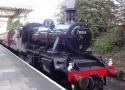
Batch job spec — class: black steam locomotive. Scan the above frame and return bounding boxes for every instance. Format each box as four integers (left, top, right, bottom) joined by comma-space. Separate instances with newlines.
6, 19, 114, 90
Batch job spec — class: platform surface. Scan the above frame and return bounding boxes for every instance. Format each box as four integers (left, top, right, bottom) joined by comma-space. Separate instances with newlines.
0, 44, 65, 90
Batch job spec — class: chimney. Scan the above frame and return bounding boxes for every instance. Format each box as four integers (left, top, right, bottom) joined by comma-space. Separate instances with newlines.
65, 0, 76, 22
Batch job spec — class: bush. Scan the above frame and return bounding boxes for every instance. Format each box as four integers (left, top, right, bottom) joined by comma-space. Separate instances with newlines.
92, 26, 120, 54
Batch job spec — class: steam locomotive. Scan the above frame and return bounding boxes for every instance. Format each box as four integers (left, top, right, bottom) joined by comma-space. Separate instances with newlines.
0, 19, 119, 90
0, 0, 125, 88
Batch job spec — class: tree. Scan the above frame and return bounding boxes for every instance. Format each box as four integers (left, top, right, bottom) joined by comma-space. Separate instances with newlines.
56, 0, 116, 36
7, 19, 22, 31
113, 0, 125, 24
55, 2, 66, 24
75, 0, 116, 37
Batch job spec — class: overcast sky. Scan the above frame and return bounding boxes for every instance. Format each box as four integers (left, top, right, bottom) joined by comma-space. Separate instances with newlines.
27, 0, 64, 23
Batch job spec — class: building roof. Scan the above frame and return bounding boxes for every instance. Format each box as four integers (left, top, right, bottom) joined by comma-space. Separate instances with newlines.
0, 0, 34, 19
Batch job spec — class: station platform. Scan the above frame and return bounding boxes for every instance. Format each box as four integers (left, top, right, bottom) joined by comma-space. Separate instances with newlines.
0, 44, 66, 90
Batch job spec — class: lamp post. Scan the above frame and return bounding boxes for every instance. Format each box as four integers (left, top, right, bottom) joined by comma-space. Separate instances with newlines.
65, 0, 76, 22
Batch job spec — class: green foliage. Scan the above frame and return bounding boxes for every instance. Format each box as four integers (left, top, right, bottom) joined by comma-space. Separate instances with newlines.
55, 2, 66, 24
92, 26, 125, 54
114, 0, 125, 24
75, 0, 116, 38
7, 19, 22, 31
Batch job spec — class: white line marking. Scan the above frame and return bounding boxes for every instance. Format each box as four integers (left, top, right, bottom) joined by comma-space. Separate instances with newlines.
1, 45, 66, 90
0, 69, 16, 73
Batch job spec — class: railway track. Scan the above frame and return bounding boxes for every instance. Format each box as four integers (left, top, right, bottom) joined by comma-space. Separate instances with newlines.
104, 78, 125, 90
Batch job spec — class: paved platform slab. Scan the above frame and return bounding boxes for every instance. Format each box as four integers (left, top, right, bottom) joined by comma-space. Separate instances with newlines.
0, 45, 66, 90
